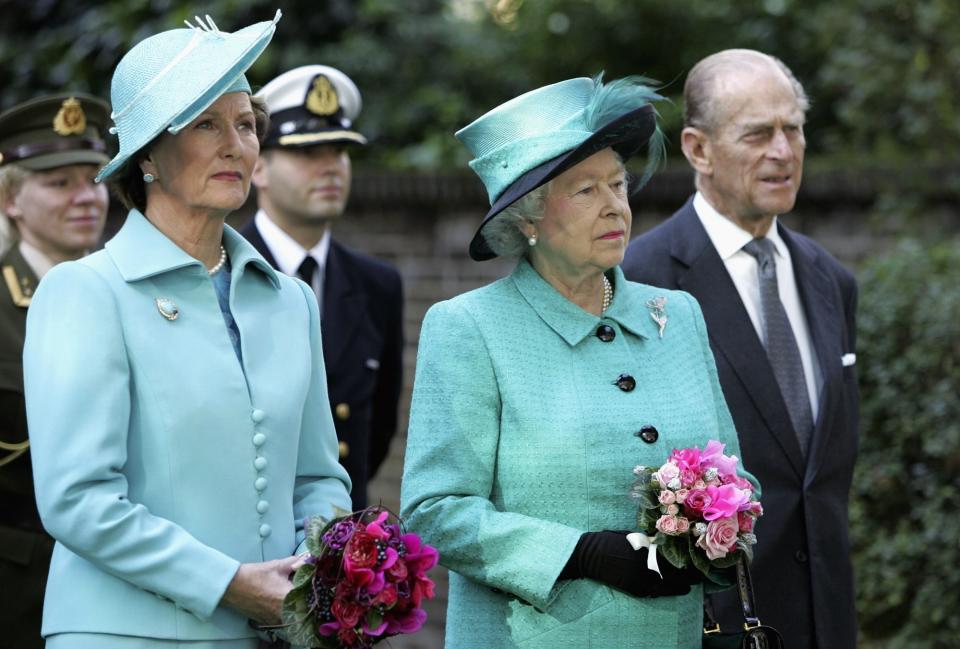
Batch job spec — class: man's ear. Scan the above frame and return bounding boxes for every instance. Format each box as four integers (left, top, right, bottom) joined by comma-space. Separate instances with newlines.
681, 126, 713, 178
251, 156, 268, 190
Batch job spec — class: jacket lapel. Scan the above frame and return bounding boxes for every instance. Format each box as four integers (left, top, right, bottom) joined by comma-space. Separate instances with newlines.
670, 202, 806, 478
779, 225, 841, 479
321, 241, 365, 370
240, 220, 280, 270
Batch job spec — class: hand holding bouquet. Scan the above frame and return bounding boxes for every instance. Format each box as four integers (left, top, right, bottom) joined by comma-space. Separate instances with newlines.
630, 440, 761, 585
274, 507, 438, 648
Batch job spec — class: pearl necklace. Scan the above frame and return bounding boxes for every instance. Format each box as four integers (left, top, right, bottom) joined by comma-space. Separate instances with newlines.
207, 245, 227, 275
602, 275, 613, 313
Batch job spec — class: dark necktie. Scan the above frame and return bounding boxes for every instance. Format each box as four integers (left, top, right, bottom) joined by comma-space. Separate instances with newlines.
742, 238, 814, 455
297, 255, 318, 286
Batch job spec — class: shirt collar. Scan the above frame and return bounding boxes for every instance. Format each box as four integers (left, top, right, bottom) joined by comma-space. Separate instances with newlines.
18, 240, 56, 279
693, 191, 786, 259
104, 209, 281, 289
254, 209, 331, 277
510, 258, 653, 346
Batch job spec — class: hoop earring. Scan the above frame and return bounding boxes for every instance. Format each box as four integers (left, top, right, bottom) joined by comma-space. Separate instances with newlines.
143, 173, 156, 184
528, 235, 537, 247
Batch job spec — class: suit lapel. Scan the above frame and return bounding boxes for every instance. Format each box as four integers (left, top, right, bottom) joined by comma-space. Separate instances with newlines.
321, 242, 365, 370
240, 221, 280, 269
779, 226, 842, 479
670, 203, 806, 478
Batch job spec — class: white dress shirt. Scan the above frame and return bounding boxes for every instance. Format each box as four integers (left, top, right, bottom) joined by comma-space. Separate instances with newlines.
19, 240, 56, 279
254, 209, 331, 312
693, 191, 821, 422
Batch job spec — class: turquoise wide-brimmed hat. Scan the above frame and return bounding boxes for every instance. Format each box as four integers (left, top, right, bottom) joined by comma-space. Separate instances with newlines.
456, 75, 664, 261
95, 10, 282, 182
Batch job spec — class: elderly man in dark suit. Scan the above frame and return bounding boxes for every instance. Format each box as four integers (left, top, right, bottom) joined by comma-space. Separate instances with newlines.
242, 65, 403, 511
0, 92, 110, 649
623, 49, 859, 649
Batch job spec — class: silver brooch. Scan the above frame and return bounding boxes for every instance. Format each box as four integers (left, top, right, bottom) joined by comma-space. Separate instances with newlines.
156, 297, 180, 321
646, 296, 668, 338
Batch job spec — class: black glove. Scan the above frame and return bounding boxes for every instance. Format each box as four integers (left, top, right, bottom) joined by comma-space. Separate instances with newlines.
558, 531, 697, 598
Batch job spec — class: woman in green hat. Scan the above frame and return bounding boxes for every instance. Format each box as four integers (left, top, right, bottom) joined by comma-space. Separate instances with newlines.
23, 11, 353, 648
400, 76, 758, 648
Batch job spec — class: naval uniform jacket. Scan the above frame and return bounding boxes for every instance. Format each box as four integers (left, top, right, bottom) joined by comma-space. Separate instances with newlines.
240, 220, 404, 510
0, 244, 51, 648
622, 197, 859, 649
24, 210, 352, 640
400, 259, 755, 649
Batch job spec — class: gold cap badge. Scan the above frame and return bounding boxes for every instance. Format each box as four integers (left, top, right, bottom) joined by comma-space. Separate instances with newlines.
52, 97, 87, 136
305, 76, 339, 116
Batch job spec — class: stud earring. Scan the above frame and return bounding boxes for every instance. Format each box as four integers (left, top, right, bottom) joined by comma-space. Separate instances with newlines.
143, 172, 156, 184
528, 235, 537, 247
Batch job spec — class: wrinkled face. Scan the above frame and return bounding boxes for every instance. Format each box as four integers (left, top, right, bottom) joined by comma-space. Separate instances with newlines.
4, 163, 108, 260
529, 147, 631, 279
700, 68, 806, 224
143, 92, 259, 215
252, 144, 352, 226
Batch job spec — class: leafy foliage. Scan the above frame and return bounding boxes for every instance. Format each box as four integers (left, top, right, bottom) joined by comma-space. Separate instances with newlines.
851, 239, 960, 647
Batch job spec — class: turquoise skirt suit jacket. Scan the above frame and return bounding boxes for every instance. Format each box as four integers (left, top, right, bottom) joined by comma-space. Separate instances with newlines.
23, 210, 352, 641
401, 260, 752, 649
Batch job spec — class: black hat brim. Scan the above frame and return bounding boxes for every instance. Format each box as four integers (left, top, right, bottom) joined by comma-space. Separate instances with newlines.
468, 104, 657, 261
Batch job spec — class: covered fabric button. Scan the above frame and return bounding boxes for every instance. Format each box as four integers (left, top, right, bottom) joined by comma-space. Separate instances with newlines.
335, 403, 351, 420
257, 500, 269, 514
251, 409, 265, 423
635, 425, 659, 444
254, 456, 267, 471
339, 441, 350, 458
255, 477, 268, 491
252, 432, 266, 447
614, 373, 636, 392
595, 324, 616, 342
259, 524, 272, 538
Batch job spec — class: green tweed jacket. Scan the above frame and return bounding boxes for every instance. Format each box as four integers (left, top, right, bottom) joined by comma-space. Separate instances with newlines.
401, 259, 751, 649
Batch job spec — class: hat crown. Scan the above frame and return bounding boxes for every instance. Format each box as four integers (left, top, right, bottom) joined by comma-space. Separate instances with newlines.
457, 78, 594, 159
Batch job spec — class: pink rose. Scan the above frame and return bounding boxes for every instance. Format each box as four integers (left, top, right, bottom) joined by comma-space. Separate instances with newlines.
675, 488, 690, 504
676, 517, 691, 534
738, 511, 756, 533
683, 488, 712, 518
694, 480, 707, 490
658, 490, 677, 505
656, 515, 680, 535
696, 516, 739, 560
703, 484, 751, 521
680, 468, 700, 487
655, 461, 680, 486
666, 504, 679, 516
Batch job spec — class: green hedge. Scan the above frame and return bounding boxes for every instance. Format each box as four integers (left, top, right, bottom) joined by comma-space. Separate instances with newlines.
852, 239, 960, 647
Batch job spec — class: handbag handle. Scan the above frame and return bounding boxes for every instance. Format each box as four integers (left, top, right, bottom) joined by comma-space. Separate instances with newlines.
703, 555, 763, 634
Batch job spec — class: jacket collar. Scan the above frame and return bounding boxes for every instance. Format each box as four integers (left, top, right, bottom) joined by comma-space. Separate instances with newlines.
511, 258, 653, 346
105, 209, 281, 289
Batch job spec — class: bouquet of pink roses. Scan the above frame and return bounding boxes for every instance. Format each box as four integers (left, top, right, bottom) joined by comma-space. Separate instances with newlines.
630, 440, 761, 584
275, 507, 438, 648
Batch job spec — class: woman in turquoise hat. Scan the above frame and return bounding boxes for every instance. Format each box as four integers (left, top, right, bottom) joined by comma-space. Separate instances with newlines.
400, 76, 758, 648
23, 11, 353, 648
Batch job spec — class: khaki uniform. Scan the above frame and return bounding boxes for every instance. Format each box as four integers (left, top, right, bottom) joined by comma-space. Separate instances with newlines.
0, 244, 52, 648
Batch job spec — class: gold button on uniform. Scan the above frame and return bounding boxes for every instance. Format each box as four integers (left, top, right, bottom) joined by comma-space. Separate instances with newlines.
338, 440, 350, 458
335, 403, 351, 420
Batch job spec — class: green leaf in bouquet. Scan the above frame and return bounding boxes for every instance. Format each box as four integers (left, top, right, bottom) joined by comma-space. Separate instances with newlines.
657, 536, 686, 569
280, 586, 322, 647
367, 608, 384, 631
709, 552, 739, 570
305, 515, 332, 557
637, 508, 659, 533
689, 535, 713, 577
292, 562, 316, 589
633, 489, 660, 511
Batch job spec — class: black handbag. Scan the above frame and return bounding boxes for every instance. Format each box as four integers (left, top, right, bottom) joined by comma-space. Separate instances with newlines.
702, 557, 785, 649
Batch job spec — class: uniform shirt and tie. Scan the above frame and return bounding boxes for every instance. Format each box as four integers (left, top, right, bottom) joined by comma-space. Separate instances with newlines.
253, 209, 331, 312
693, 191, 821, 451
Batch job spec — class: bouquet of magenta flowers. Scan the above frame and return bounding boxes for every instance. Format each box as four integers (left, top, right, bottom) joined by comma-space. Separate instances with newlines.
630, 440, 761, 585
275, 507, 439, 648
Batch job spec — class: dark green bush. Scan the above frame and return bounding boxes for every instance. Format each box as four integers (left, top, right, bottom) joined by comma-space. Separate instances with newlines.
853, 239, 960, 648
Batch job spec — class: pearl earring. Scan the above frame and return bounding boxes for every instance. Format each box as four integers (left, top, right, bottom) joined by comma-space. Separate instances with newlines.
143, 172, 156, 184
528, 235, 537, 247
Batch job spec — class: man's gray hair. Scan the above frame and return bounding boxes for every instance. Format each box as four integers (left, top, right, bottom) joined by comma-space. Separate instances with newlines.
684, 49, 810, 132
